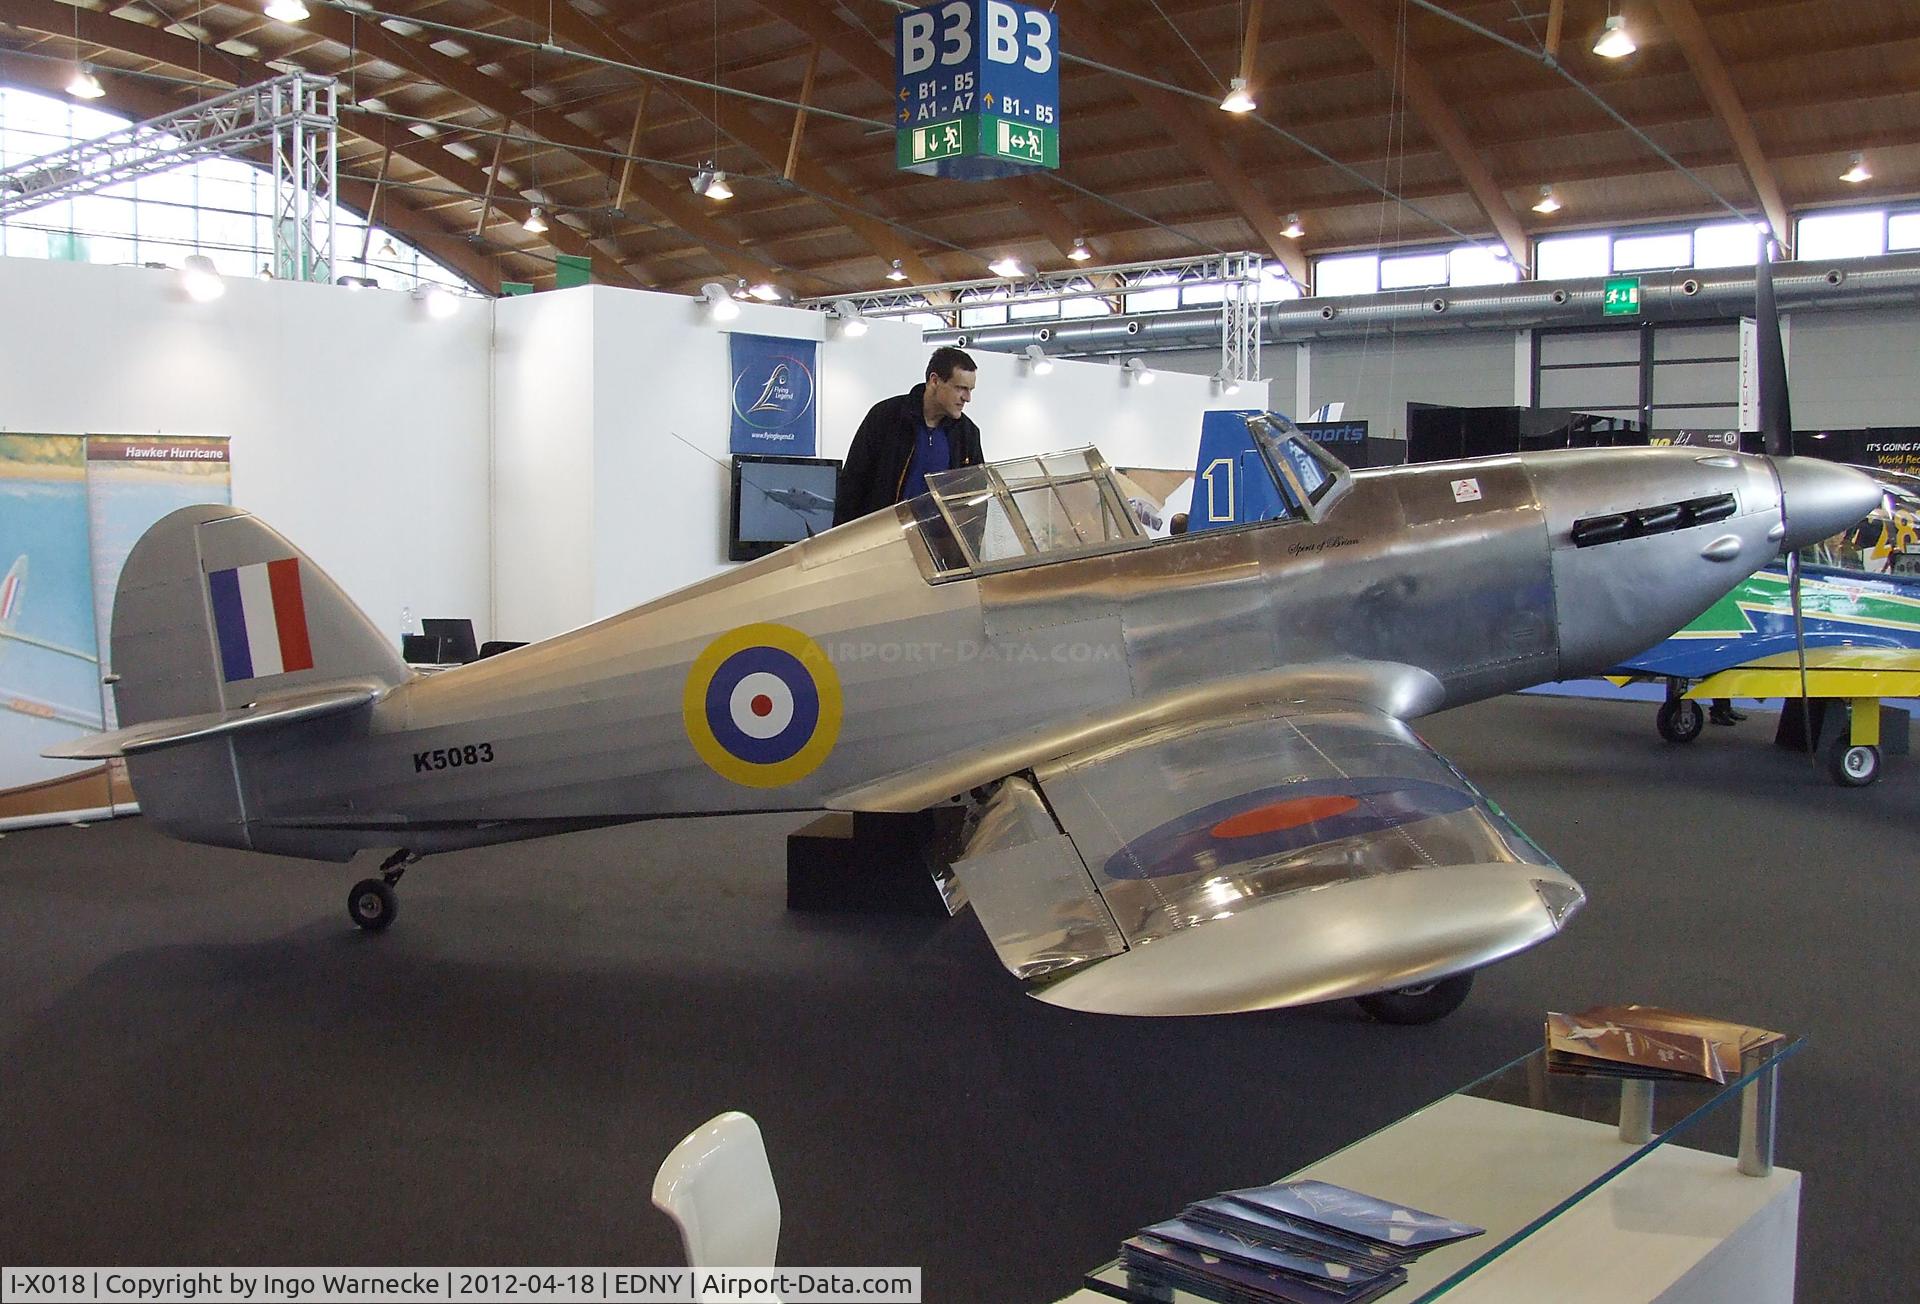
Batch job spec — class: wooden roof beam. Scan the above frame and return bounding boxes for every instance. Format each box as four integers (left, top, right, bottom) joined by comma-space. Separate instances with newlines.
746, 0, 1085, 264
291, 3, 789, 289
1322, 0, 1530, 267
1046, 0, 1306, 279
1651, 0, 1791, 247
0, 3, 643, 290
474, 0, 943, 287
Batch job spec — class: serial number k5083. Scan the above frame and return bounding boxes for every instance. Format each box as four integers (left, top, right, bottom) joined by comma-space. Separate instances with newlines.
414, 743, 495, 772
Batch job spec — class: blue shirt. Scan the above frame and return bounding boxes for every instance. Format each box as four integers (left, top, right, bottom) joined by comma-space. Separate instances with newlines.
899, 416, 952, 501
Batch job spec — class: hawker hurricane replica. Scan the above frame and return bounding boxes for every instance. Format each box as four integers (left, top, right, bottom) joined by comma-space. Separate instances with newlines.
47, 413, 1878, 1022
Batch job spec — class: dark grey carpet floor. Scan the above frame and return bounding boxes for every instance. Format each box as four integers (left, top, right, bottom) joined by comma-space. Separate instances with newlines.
1, 693, 1914, 1301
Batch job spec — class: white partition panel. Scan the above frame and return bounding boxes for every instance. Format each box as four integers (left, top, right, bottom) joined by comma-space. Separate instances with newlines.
491, 285, 1267, 640
0, 255, 493, 649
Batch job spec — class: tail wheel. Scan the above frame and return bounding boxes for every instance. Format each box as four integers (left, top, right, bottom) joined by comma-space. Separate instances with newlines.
1356, 972, 1475, 1025
1657, 699, 1705, 744
348, 878, 398, 931
1826, 738, 1881, 787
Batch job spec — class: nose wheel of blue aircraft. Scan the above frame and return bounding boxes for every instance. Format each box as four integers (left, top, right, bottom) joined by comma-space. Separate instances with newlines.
348, 849, 416, 931
1656, 699, 1704, 744
1356, 971, 1474, 1025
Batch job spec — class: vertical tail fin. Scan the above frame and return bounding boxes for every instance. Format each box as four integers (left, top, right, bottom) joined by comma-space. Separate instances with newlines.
112, 505, 407, 727
78, 505, 407, 854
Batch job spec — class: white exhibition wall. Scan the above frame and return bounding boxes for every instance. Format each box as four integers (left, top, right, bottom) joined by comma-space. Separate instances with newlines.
0, 257, 1264, 656
492, 286, 1268, 638
0, 255, 494, 648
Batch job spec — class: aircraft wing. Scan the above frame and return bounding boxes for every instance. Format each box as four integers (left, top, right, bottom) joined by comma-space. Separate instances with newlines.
953, 704, 1584, 1016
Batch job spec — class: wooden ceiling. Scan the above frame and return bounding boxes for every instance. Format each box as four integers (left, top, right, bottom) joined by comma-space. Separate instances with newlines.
2, 0, 1915, 296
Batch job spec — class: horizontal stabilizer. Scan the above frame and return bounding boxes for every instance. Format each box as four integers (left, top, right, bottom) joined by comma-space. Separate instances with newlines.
42, 678, 383, 759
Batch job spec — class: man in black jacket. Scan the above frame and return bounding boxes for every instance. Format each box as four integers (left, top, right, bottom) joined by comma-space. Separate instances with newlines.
833, 346, 984, 525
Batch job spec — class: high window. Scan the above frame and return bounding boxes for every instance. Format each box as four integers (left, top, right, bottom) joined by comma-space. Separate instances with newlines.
0, 84, 479, 294
1311, 242, 1521, 297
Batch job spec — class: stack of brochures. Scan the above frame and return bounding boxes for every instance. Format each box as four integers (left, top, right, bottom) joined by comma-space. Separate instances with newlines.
1119, 1178, 1484, 1304
1546, 1004, 1784, 1084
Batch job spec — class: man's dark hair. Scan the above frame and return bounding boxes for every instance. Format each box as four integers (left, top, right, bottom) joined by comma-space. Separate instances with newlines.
927, 346, 977, 381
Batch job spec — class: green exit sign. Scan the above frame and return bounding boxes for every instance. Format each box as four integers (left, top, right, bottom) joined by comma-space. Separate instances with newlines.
990, 117, 1057, 167
903, 119, 966, 166
1603, 276, 1641, 316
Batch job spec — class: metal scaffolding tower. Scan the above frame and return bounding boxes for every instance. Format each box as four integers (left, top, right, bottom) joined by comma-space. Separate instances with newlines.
0, 73, 338, 282
1220, 252, 1263, 385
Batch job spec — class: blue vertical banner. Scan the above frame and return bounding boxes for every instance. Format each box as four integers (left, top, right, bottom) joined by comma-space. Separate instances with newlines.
729, 334, 819, 456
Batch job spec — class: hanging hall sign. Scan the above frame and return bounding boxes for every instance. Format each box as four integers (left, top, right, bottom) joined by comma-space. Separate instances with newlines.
895, 0, 1060, 179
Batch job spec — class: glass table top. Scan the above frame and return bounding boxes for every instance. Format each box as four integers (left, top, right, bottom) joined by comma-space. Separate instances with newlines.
1083, 1035, 1805, 1303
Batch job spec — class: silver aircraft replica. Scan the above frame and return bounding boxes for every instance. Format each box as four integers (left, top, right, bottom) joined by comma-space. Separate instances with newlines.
51, 417, 1876, 1022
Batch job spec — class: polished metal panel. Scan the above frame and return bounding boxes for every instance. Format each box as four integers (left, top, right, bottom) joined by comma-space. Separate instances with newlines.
952, 777, 1126, 981
827, 661, 1445, 814
1699, 534, 1744, 562
996, 705, 1581, 1015
1034, 862, 1584, 1016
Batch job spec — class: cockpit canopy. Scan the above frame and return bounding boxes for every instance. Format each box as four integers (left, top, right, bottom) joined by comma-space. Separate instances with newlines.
906, 448, 1151, 580
899, 417, 1352, 582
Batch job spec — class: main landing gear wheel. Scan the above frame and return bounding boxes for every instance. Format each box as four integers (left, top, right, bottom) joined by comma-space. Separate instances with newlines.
348, 878, 397, 931
347, 848, 417, 931
1356, 972, 1475, 1025
1826, 737, 1881, 787
1656, 699, 1705, 744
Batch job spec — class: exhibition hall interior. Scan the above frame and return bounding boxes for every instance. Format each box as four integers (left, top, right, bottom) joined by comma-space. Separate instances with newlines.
2, 1, 1918, 1301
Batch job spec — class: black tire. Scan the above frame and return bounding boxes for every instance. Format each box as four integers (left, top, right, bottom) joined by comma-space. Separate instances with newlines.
1826, 737, 1881, 787
1656, 699, 1705, 744
348, 877, 398, 931
1356, 972, 1475, 1025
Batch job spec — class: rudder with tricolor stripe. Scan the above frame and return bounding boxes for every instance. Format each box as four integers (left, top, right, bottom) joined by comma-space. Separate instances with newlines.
106, 505, 408, 849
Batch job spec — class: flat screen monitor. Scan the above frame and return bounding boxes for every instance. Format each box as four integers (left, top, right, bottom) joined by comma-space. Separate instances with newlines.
730, 454, 842, 561
419, 617, 478, 664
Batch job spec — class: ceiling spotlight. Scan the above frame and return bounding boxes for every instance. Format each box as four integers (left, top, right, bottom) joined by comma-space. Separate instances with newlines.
747, 281, 786, 303
1592, 13, 1636, 59
830, 299, 868, 337
1840, 152, 1872, 184
700, 281, 741, 322
1281, 213, 1305, 240
1122, 356, 1154, 386
1211, 368, 1241, 396
690, 164, 732, 201
1022, 344, 1053, 375
374, 237, 399, 260
1532, 184, 1563, 215
264, 0, 309, 20
1067, 238, 1092, 262
523, 206, 548, 234
181, 254, 224, 302
885, 258, 909, 282
65, 64, 105, 100
988, 254, 1026, 278
1219, 76, 1256, 114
